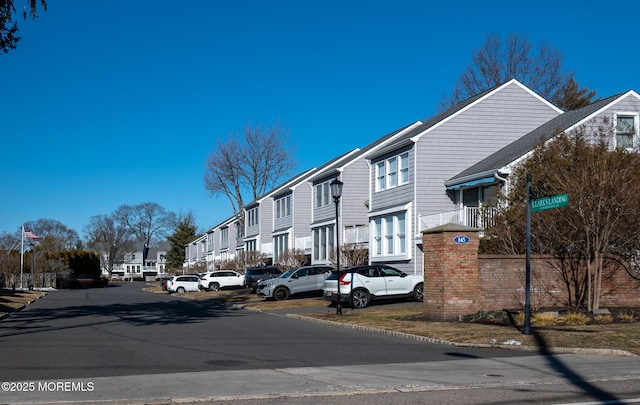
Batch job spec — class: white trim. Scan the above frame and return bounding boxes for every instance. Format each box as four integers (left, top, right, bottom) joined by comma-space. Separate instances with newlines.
614, 111, 639, 150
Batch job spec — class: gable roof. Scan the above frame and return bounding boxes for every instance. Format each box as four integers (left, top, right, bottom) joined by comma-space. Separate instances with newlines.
308, 121, 423, 182
445, 91, 633, 186
368, 79, 561, 160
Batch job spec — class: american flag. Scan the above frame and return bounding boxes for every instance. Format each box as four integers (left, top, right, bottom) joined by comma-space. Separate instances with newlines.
24, 228, 43, 242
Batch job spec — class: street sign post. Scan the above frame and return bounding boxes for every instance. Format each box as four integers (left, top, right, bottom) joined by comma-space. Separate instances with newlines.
525, 187, 569, 335
531, 193, 569, 213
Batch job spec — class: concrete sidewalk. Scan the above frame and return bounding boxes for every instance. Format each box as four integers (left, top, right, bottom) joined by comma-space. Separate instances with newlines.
3, 353, 639, 404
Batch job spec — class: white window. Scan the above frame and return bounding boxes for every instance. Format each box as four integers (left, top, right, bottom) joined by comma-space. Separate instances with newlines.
371, 212, 407, 258
616, 114, 637, 150
375, 152, 409, 191
247, 207, 259, 227
376, 162, 386, 191
312, 224, 335, 262
399, 152, 409, 184
245, 239, 257, 252
314, 181, 331, 208
273, 233, 289, 262
388, 156, 397, 188
221, 228, 229, 243
276, 195, 291, 219
373, 218, 382, 255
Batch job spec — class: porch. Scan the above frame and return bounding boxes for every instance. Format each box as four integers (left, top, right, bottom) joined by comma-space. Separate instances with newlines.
419, 206, 497, 232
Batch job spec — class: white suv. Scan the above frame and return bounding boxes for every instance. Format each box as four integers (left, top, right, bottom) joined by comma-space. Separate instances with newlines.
166, 275, 200, 293
198, 270, 245, 291
324, 264, 423, 308
256, 265, 333, 300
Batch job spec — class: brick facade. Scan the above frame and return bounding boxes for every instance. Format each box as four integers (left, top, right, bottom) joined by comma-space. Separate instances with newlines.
422, 226, 640, 321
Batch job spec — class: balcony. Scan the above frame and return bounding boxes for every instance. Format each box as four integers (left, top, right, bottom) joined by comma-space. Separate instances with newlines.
419, 206, 497, 232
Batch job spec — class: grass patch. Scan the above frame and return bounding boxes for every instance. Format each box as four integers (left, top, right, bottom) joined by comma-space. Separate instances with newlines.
0, 289, 47, 314
303, 307, 640, 356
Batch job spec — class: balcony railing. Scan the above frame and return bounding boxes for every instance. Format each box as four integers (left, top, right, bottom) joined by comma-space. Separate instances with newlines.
419, 206, 498, 232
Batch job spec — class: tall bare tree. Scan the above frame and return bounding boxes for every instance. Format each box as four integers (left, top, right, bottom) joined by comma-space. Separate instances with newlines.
0, 0, 46, 54
204, 122, 296, 226
113, 202, 175, 246
485, 120, 640, 310
441, 33, 596, 110
84, 214, 134, 277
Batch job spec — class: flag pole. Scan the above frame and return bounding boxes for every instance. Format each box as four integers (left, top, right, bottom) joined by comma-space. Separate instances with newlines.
20, 225, 24, 289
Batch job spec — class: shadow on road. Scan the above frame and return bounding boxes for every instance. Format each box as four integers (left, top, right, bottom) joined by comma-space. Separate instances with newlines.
0, 295, 244, 338
531, 328, 620, 402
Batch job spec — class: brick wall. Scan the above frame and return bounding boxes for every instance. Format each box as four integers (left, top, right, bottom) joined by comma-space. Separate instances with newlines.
422, 226, 640, 321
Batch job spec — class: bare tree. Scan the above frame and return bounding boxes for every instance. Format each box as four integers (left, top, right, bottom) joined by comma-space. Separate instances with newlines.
329, 243, 369, 268
276, 249, 308, 269
84, 214, 134, 277
204, 122, 296, 227
441, 33, 595, 110
232, 250, 268, 272
113, 202, 175, 246
0, 0, 46, 54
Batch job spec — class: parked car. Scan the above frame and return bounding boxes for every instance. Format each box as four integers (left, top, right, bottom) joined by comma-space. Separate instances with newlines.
166, 275, 200, 293
244, 266, 282, 292
199, 270, 245, 291
160, 277, 171, 290
324, 264, 424, 308
256, 265, 333, 300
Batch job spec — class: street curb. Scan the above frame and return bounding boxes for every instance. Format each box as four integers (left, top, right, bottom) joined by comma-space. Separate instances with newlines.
0, 291, 48, 321
245, 307, 638, 358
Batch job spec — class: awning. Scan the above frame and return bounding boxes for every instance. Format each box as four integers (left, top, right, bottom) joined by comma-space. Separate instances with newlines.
446, 176, 495, 190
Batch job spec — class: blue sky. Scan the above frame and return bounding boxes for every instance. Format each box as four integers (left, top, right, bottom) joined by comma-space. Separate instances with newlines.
2, 0, 638, 238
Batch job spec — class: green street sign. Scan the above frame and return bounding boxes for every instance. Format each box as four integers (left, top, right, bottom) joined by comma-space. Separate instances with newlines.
531, 193, 569, 212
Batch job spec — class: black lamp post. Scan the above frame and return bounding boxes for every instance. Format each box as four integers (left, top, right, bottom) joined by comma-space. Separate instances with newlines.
330, 178, 343, 315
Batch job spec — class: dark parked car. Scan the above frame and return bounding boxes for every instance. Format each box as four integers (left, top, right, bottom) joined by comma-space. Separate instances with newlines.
244, 266, 282, 292
160, 277, 171, 290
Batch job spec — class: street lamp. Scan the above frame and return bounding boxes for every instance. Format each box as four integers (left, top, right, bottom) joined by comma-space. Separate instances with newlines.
330, 178, 343, 314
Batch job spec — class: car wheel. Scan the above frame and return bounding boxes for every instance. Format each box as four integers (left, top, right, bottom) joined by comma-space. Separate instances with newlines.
273, 286, 290, 301
177, 287, 185, 293
413, 283, 424, 302
351, 289, 370, 308
209, 282, 220, 292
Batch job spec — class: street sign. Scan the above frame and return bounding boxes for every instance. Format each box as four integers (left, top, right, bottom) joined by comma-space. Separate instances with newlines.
531, 193, 569, 213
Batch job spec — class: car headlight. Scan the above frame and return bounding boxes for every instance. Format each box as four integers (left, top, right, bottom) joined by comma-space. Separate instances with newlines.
260, 282, 274, 288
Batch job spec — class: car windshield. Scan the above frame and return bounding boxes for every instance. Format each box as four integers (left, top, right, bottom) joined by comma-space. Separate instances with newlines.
279, 268, 297, 278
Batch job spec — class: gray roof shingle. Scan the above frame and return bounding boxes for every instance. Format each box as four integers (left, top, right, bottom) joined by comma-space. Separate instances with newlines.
446, 92, 627, 185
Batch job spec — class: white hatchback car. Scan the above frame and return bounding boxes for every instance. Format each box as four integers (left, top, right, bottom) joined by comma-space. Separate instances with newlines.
166, 275, 200, 293
324, 264, 423, 308
199, 270, 245, 291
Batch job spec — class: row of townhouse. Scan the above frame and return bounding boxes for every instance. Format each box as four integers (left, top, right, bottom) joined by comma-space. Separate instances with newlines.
111, 242, 170, 280
185, 79, 640, 276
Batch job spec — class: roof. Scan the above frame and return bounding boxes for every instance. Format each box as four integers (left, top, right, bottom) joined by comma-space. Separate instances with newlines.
368, 79, 558, 160
446, 92, 629, 186
307, 121, 422, 183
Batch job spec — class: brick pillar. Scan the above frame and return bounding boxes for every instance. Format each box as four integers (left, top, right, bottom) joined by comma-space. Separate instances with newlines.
423, 223, 480, 321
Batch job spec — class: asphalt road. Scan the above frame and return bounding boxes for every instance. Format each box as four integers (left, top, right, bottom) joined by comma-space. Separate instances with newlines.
1, 282, 639, 404
0, 281, 529, 381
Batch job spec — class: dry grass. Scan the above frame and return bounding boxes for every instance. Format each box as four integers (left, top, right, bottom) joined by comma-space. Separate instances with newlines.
0, 289, 47, 314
